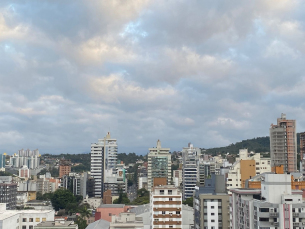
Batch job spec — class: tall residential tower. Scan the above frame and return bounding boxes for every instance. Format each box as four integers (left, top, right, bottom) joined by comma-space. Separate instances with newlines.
147, 140, 171, 192
270, 113, 297, 173
90, 132, 118, 198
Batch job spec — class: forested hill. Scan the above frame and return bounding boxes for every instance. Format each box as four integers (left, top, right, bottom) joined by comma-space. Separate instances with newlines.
204, 133, 301, 155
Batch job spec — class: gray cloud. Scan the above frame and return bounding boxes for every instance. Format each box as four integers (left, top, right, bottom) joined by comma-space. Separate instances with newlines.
0, 0, 305, 154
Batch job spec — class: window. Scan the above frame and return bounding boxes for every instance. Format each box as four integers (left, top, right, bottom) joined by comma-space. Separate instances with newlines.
22, 218, 27, 222
160, 190, 164, 195
36, 218, 40, 222
168, 190, 172, 195
109, 213, 112, 216
211, 213, 215, 215
22, 226, 26, 229
169, 198, 173, 201
211, 206, 214, 209
176, 211, 180, 214
17, 219, 19, 223
29, 218, 33, 222
29, 227, 33, 229
162, 211, 166, 214
42, 218, 46, 222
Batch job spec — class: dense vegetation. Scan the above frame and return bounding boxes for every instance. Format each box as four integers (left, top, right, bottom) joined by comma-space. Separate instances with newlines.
36, 189, 89, 229
131, 188, 150, 205
204, 133, 302, 156
183, 197, 193, 207
203, 136, 270, 155
117, 153, 146, 165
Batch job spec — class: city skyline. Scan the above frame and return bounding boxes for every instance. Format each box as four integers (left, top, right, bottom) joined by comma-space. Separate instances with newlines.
1, 1, 305, 154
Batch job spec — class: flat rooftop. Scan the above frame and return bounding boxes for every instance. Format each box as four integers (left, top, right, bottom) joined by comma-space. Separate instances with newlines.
0, 209, 54, 221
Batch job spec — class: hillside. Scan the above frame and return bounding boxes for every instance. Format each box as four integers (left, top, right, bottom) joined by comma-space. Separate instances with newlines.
204, 133, 301, 155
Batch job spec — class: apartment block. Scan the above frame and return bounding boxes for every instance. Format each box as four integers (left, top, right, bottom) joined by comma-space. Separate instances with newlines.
148, 140, 171, 192
300, 132, 305, 175
110, 212, 144, 229
10, 149, 40, 169
182, 143, 200, 200
194, 174, 229, 229
91, 132, 118, 198
0, 182, 17, 209
0, 203, 54, 229
227, 149, 270, 193
62, 172, 88, 198
59, 159, 71, 178
231, 173, 305, 229
173, 170, 182, 188
270, 113, 297, 173
151, 185, 182, 229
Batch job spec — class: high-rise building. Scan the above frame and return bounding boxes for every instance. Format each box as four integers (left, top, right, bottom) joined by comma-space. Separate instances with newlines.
181, 143, 200, 200
0, 153, 6, 169
0, 181, 17, 209
59, 159, 71, 178
231, 173, 305, 229
10, 149, 40, 169
194, 174, 229, 229
300, 132, 305, 175
62, 172, 88, 199
90, 132, 118, 198
150, 185, 182, 229
147, 140, 171, 192
270, 113, 297, 173
227, 149, 271, 193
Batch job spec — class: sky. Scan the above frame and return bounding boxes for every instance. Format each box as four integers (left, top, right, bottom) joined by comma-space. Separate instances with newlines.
1, 0, 305, 155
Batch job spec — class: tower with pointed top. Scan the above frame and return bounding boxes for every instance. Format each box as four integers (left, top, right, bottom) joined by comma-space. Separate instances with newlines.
147, 140, 171, 192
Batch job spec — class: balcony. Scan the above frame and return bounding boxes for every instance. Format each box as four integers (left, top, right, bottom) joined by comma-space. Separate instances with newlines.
153, 214, 182, 218
269, 212, 279, 218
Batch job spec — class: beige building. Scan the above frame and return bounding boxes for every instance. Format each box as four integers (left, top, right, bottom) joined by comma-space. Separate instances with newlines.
194, 174, 229, 229
227, 149, 270, 193
148, 140, 171, 192
151, 185, 182, 229
110, 213, 144, 229
270, 113, 297, 173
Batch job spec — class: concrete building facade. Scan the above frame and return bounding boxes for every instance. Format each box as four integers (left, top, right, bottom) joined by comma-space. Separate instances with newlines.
227, 149, 271, 193
182, 143, 200, 200
150, 185, 182, 229
148, 140, 171, 192
231, 173, 305, 229
194, 174, 230, 229
270, 113, 297, 173
59, 159, 71, 178
90, 132, 118, 198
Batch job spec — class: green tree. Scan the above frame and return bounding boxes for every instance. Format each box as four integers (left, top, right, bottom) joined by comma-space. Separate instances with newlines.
79, 204, 92, 220
183, 197, 193, 207
75, 217, 87, 229
51, 188, 76, 211
113, 192, 130, 204
131, 188, 150, 205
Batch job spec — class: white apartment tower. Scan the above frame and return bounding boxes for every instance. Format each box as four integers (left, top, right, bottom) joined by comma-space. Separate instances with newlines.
231, 173, 305, 229
90, 132, 118, 198
151, 185, 182, 229
148, 140, 171, 192
181, 143, 200, 200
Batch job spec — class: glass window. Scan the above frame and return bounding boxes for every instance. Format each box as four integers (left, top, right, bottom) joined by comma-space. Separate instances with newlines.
42, 218, 46, 222
36, 218, 40, 222
29, 218, 33, 222
22, 218, 27, 222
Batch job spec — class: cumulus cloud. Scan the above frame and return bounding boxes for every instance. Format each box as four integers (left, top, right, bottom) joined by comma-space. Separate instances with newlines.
0, 0, 305, 154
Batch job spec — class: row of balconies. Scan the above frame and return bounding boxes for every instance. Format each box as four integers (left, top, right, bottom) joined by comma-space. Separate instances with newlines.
153, 221, 182, 225
154, 201, 181, 205
153, 214, 182, 218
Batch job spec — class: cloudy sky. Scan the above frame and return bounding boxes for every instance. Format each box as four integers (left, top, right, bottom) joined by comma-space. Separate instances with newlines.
1, 0, 305, 155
